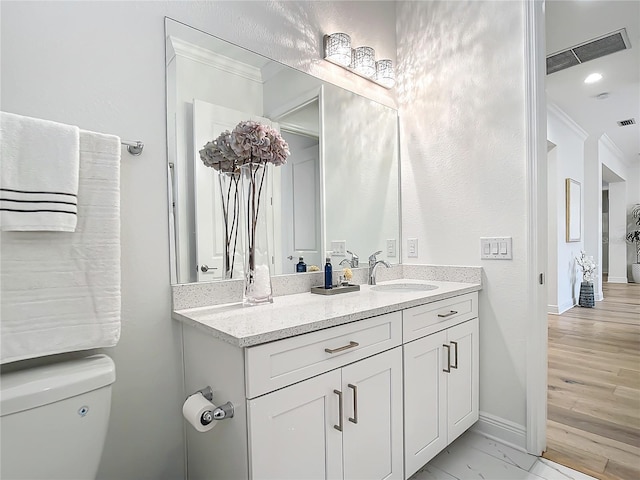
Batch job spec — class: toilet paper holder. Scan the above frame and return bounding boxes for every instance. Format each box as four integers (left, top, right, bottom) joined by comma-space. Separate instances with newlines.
192, 386, 235, 425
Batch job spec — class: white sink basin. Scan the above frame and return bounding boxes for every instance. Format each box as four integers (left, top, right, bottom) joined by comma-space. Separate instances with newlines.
371, 283, 439, 292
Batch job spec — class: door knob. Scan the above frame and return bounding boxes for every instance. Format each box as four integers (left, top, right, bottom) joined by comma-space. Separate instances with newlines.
200, 264, 217, 273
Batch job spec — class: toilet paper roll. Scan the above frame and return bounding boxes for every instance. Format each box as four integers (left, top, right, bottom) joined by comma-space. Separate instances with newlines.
182, 393, 218, 433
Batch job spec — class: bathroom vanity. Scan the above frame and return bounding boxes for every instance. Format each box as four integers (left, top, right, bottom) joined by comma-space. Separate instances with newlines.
174, 278, 480, 480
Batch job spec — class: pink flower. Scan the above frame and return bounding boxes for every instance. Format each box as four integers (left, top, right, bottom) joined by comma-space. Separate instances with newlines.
230, 121, 290, 166
199, 131, 237, 173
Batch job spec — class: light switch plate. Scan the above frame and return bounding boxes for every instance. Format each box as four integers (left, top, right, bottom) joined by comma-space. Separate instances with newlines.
331, 240, 346, 257
480, 237, 512, 259
407, 238, 418, 258
386, 239, 397, 258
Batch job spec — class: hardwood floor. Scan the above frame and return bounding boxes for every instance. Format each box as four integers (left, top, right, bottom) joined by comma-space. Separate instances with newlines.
544, 281, 640, 480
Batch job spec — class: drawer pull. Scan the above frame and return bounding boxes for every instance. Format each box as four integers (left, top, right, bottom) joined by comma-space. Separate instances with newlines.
325, 341, 359, 354
333, 389, 343, 432
443, 344, 451, 373
451, 341, 458, 369
438, 310, 458, 318
348, 384, 358, 424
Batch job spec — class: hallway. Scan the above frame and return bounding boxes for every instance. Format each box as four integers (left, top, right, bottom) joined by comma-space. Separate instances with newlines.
544, 281, 640, 479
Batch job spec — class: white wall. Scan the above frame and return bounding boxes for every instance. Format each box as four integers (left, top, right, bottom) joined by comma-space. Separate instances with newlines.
547, 104, 587, 313
1, 1, 397, 478
396, 0, 530, 442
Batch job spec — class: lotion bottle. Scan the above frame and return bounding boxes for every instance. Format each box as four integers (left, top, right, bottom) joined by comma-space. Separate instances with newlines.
296, 257, 307, 273
324, 254, 332, 289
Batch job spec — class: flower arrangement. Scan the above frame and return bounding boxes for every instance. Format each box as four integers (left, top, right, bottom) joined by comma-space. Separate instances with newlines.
575, 250, 597, 283
199, 120, 290, 301
626, 204, 640, 264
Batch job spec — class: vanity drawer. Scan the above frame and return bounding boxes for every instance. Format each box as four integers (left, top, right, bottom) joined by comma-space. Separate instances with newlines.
403, 292, 478, 342
245, 312, 402, 398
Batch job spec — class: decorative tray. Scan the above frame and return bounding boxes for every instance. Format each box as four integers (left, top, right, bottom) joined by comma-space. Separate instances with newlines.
310, 284, 361, 295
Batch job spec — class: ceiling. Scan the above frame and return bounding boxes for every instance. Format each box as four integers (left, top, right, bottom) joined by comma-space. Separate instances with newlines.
545, 0, 640, 166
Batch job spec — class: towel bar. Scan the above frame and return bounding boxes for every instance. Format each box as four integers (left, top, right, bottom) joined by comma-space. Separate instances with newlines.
121, 140, 144, 156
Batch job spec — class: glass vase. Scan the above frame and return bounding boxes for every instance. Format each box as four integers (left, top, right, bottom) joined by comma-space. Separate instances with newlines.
218, 171, 242, 280
240, 162, 273, 305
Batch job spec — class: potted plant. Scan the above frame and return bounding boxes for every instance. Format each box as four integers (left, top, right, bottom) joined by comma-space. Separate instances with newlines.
626, 204, 640, 283
576, 250, 596, 308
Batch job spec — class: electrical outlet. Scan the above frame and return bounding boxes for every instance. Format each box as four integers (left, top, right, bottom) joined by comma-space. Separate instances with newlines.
387, 239, 397, 258
407, 238, 418, 258
331, 240, 346, 257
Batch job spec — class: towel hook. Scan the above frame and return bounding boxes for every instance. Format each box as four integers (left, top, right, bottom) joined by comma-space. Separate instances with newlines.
121, 140, 144, 156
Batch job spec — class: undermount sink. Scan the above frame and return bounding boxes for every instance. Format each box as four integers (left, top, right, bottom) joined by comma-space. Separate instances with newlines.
371, 283, 439, 292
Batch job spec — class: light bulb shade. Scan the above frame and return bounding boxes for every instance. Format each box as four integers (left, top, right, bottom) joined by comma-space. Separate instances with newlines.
324, 33, 352, 67
375, 59, 395, 88
352, 46, 376, 78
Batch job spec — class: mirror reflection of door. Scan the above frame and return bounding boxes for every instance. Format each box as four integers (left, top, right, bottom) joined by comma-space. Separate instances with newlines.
193, 100, 274, 282
278, 134, 321, 273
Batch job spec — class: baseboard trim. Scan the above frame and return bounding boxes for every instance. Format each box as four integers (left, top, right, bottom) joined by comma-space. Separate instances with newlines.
471, 412, 527, 452
547, 298, 575, 315
608, 277, 628, 284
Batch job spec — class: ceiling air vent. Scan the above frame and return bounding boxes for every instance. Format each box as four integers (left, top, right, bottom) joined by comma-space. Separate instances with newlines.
547, 28, 631, 75
617, 118, 636, 127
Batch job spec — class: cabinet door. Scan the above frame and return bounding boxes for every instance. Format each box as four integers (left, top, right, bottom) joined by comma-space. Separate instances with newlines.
446, 317, 479, 443
248, 369, 343, 480
403, 330, 448, 479
342, 347, 403, 480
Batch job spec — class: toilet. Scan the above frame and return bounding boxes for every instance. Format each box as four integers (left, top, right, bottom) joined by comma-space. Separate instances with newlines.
0, 354, 116, 479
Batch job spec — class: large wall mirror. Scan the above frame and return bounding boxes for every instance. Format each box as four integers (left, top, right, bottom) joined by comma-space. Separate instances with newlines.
166, 18, 400, 284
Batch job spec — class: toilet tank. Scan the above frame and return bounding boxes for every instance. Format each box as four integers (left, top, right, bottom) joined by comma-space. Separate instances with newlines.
1, 354, 116, 480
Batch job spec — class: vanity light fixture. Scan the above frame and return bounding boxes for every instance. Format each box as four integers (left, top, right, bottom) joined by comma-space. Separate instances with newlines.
375, 59, 395, 88
351, 46, 376, 78
323, 33, 395, 89
324, 33, 352, 67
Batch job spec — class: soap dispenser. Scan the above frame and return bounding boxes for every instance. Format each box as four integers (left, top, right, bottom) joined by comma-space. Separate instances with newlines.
324, 253, 333, 289
296, 257, 307, 273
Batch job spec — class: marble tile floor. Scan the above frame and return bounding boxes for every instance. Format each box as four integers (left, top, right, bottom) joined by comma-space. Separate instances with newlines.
409, 431, 597, 480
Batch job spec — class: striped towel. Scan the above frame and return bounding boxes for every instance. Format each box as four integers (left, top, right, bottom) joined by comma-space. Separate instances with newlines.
1, 129, 121, 364
0, 111, 80, 231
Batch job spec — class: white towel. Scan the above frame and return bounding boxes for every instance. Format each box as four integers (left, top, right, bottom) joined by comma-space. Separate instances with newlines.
0, 111, 80, 231
1, 129, 121, 364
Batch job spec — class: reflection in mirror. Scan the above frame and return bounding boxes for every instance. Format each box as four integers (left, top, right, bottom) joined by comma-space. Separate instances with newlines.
166, 18, 400, 285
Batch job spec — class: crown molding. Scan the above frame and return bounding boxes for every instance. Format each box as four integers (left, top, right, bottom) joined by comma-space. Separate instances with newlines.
167, 36, 263, 83
546, 101, 588, 140
599, 133, 629, 167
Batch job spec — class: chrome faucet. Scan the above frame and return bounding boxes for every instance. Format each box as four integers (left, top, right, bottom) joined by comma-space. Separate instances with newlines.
339, 250, 359, 268
368, 250, 390, 285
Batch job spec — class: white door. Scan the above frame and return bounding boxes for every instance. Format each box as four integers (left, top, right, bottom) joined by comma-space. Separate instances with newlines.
342, 347, 403, 480
247, 369, 343, 480
446, 318, 479, 443
403, 330, 448, 478
192, 100, 276, 281
278, 142, 321, 272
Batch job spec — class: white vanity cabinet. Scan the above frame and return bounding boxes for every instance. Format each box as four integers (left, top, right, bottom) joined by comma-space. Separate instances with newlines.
178, 287, 480, 480
248, 347, 403, 480
402, 293, 479, 479
182, 310, 404, 480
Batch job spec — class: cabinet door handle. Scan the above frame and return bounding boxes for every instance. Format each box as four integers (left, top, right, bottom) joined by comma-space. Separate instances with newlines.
451, 341, 458, 369
443, 344, 451, 373
438, 310, 458, 318
348, 384, 358, 424
333, 389, 343, 432
325, 341, 359, 354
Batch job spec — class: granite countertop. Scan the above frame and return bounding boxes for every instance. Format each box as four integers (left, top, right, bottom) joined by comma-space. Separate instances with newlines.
173, 279, 481, 348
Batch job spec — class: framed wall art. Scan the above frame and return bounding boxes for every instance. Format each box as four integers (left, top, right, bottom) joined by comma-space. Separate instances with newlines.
565, 178, 581, 242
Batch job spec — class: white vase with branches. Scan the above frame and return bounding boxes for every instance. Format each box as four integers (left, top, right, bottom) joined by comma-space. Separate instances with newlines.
627, 204, 640, 283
